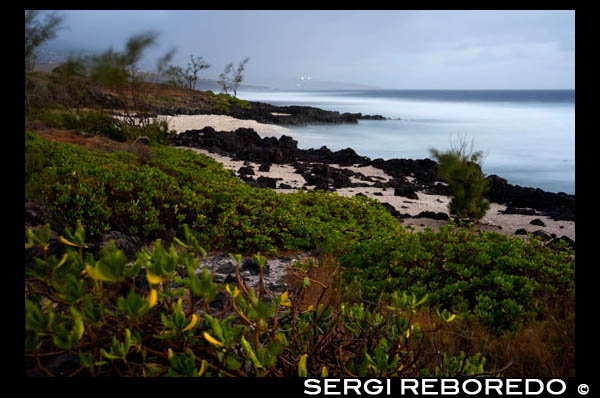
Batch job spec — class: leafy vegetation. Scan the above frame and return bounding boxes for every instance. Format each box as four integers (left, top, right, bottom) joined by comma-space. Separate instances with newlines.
25, 132, 574, 334
337, 223, 574, 332
431, 136, 490, 221
28, 109, 175, 144
25, 221, 493, 377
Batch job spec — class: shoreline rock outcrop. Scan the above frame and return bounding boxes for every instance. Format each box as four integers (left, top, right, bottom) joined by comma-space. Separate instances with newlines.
173, 126, 575, 222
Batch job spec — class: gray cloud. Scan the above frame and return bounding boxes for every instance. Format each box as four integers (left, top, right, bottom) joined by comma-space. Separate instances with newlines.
52, 10, 574, 89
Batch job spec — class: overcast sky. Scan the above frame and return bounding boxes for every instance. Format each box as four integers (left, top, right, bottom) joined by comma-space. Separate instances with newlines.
49, 10, 575, 89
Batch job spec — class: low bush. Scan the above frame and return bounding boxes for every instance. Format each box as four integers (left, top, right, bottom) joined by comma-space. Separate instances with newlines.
25, 222, 489, 377
28, 110, 175, 144
431, 137, 490, 221
337, 223, 574, 332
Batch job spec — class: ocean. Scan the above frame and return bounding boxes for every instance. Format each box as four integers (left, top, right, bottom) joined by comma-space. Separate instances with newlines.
237, 89, 575, 195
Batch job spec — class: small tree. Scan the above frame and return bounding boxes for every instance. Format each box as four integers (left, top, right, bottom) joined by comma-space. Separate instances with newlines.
88, 31, 163, 127
25, 10, 64, 72
164, 65, 186, 88
430, 135, 490, 221
25, 10, 64, 112
218, 63, 233, 95
49, 56, 87, 108
231, 57, 249, 98
184, 55, 210, 91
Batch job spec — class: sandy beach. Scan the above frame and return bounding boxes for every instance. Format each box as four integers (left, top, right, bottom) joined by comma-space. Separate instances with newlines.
159, 114, 294, 137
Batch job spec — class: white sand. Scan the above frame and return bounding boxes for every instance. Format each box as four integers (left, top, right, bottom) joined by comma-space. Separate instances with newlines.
160, 114, 294, 138
114, 114, 293, 137
176, 147, 308, 189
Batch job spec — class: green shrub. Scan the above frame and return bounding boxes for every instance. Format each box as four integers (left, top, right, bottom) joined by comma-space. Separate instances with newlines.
25, 223, 490, 377
24, 133, 397, 249
211, 102, 230, 114
431, 137, 490, 221
338, 223, 574, 332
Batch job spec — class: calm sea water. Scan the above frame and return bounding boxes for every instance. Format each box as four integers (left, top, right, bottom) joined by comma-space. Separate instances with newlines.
237, 89, 575, 194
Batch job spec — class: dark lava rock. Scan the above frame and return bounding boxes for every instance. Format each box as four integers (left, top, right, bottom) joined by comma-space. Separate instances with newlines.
548, 235, 575, 250
278, 183, 293, 189
238, 174, 256, 185
381, 202, 399, 217
394, 184, 419, 200
357, 113, 387, 120
173, 127, 298, 165
302, 164, 354, 189
256, 176, 280, 189
268, 283, 287, 292
371, 158, 439, 188
313, 182, 335, 192
501, 206, 537, 216
259, 163, 271, 172
373, 192, 383, 196
515, 228, 528, 235
354, 193, 368, 198
426, 183, 450, 196
224, 273, 237, 284
531, 230, 553, 242
242, 258, 270, 275
98, 231, 140, 259
486, 175, 574, 222
25, 199, 65, 232
216, 261, 236, 275
530, 218, 546, 227
209, 292, 228, 312
238, 165, 255, 175
415, 211, 450, 221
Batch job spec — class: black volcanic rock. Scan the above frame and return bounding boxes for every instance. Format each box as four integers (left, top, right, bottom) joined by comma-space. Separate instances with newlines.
485, 175, 574, 222
256, 176, 280, 189
227, 102, 365, 126
501, 206, 537, 216
530, 218, 546, 227
357, 113, 387, 120
394, 184, 419, 200
301, 164, 354, 189
548, 236, 575, 250
415, 211, 450, 221
25, 199, 65, 233
531, 230, 553, 242
259, 163, 271, 172
426, 183, 450, 196
238, 165, 255, 175
241, 258, 270, 275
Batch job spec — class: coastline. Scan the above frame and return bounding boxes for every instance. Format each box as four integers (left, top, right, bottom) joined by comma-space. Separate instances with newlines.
163, 114, 575, 243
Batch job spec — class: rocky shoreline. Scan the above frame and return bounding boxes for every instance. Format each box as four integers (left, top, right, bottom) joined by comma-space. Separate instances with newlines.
157, 100, 387, 126
173, 126, 575, 224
